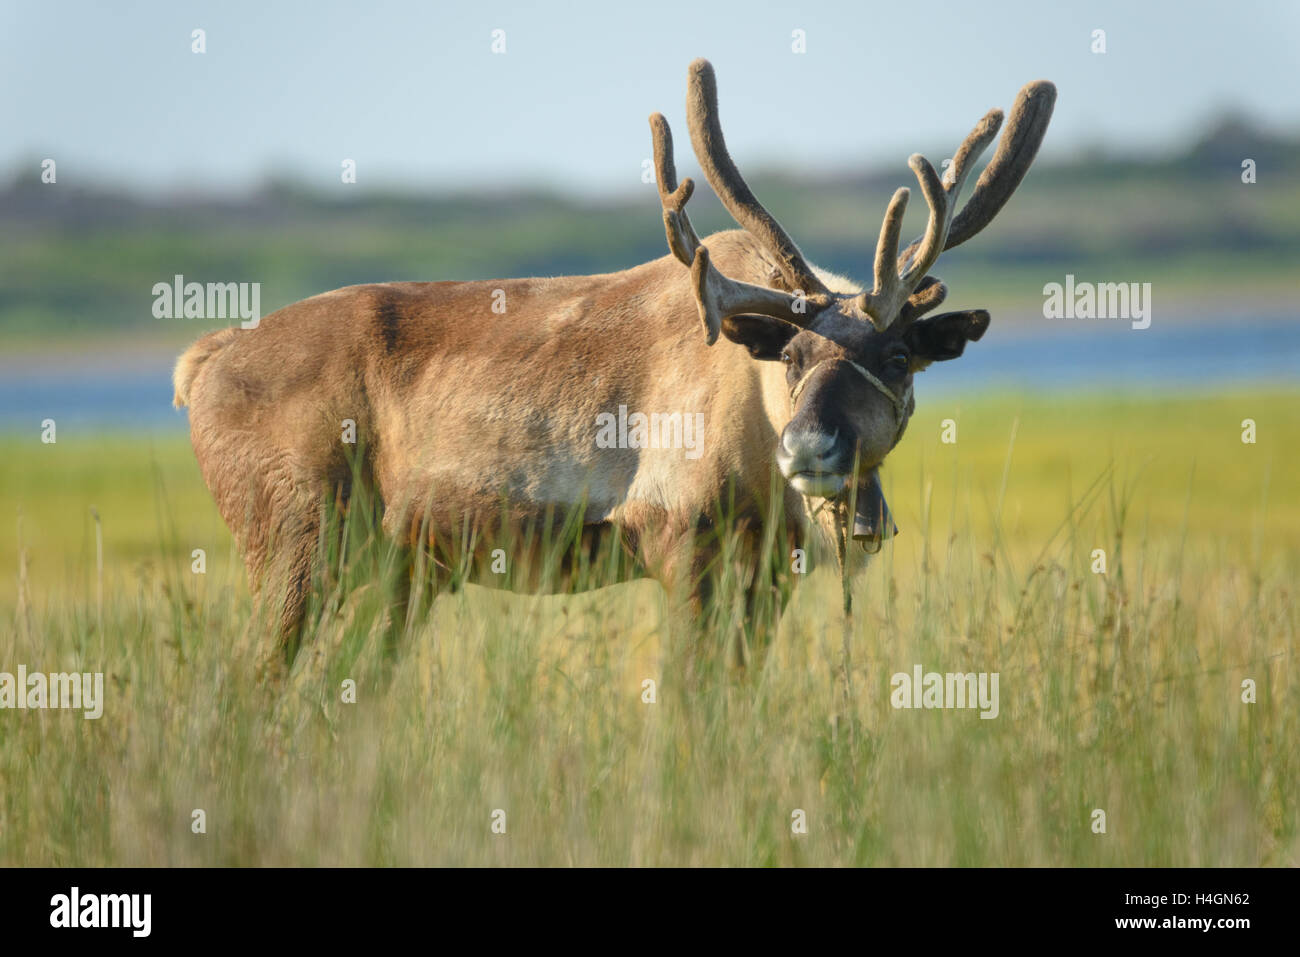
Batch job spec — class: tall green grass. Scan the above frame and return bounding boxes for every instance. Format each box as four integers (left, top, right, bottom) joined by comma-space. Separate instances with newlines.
0, 390, 1295, 865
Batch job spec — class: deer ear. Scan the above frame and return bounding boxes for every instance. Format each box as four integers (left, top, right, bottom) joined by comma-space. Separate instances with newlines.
903, 309, 990, 369
720, 315, 799, 361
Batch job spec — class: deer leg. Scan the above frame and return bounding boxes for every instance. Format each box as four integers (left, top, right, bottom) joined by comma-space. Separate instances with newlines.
738, 535, 797, 667
379, 497, 444, 648
243, 504, 320, 680
196, 432, 323, 679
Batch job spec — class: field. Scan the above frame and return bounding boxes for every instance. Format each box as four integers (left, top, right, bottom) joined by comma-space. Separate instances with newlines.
1, 389, 1296, 866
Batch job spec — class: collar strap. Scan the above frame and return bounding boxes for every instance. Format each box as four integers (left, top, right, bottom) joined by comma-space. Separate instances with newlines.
789, 358, 911, 441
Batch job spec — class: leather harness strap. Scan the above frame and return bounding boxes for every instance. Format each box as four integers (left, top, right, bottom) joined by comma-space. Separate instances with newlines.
788, 357, 910, 571
788, 358, 912, 445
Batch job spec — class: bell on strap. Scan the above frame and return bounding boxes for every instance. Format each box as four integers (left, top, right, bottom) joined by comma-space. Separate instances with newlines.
851, 469, 899, 553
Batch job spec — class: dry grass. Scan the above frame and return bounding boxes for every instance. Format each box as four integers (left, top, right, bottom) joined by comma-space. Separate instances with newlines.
1, 390, 1295, 865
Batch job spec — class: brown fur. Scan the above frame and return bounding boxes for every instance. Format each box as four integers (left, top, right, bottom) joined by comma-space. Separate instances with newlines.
177, 232, 808, 654
176, 63, 1054, 663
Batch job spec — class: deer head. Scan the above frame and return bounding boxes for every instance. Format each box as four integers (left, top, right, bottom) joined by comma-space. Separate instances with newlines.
651, 59, 1055, 506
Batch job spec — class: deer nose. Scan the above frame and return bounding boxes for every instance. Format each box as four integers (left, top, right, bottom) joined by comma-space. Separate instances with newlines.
776, 427, 853, 497
782, 427, 838, 460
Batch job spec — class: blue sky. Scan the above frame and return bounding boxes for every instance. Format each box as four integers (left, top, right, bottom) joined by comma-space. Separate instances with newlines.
3, 0, 1297, 197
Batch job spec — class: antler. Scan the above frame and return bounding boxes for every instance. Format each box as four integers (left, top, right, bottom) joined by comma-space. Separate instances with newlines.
650, 61, 1057, 340
901, 80, 1058, 265
858, 111, 1002, 330
649, 109, 812, 345
685, 59, 830, 298
861, 79, 1056, 331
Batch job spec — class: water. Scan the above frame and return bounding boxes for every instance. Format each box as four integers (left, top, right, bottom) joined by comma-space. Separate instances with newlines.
1, 314, 1297, 431
923, 312, 1300, 396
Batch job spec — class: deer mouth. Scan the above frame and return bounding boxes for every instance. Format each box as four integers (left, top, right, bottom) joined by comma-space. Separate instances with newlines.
789, 471, 848, 498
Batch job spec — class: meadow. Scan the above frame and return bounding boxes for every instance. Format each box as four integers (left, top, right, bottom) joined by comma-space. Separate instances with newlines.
0, 389, 1295, 866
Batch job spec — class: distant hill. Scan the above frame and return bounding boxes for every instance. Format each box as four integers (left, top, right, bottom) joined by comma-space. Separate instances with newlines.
2, 114, 1296, 347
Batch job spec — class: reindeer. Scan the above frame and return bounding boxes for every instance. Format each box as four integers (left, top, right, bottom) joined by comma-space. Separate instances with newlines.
173, 59, 1055, 661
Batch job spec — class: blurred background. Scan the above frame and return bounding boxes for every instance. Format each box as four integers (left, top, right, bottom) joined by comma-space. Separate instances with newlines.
2, 2, 1298, 868
1, 0, 1297, 426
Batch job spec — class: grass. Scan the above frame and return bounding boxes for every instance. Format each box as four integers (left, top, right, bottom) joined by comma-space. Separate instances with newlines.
0, 389, 1296, 866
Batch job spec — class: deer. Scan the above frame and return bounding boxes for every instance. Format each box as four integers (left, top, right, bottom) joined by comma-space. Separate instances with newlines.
173, 59, 1055, 665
